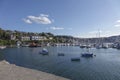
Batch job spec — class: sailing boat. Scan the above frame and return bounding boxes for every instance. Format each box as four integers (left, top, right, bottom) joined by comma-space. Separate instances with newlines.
81, 39, 93, 57
57, 37, 65, 56
96, 29, 102, 49
39, 39, 49, 55
102, 43, 108, 49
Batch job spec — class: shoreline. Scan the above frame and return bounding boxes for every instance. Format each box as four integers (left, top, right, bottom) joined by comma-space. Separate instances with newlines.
0, 60, 70, 80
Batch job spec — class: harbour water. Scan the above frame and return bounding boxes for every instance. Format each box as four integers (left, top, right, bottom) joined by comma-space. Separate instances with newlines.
1, 46, 120, 80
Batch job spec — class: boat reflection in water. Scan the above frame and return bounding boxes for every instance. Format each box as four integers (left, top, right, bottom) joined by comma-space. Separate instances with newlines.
71, 58, 80, 61
58, 53, 65, 56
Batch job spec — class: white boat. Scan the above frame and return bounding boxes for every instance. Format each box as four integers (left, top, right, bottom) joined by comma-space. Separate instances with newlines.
39, 48, 49, 55
0, 46, 6, 49
102, 43, 108, 49
96, 44, 102, 49
81, 43, 94, 57
22, 44, 29, 47
96, 29, 102, 49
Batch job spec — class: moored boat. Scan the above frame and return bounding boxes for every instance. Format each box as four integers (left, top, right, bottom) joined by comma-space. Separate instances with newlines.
29, 42, 37, 47
0, 46, 6, 49
39, 48, 49, 55
22, 44, 29, 47
81, 52, 93, 57
80, 45, 87, 48
116, 44, 120, 49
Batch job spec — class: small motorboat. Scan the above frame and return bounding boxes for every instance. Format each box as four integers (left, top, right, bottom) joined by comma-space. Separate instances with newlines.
39, 48, 49, 55
81, 52, 93, 57
80, 45, 86, 48
71, 58, 80, 61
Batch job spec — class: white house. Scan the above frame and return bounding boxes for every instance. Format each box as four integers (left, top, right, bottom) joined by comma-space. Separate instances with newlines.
10, 34, 16, 40
21, 36, 30, 41
30, 36, 47, 41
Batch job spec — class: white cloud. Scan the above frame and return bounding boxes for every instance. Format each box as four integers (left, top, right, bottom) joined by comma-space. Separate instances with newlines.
23, 14, 52, 24
89, 31, 97, 34
105, 31, 111, 33
49, 26, 72, 30
50, 26, 64, 30
88, 30, 112, 38
89, 30, 102, 34
23, 18, 32, 24
116, 20, 120, 23
40, 14, 49, 17
114, 20, 120, 28
114, 24, 120, 27
115, 24, 120, 28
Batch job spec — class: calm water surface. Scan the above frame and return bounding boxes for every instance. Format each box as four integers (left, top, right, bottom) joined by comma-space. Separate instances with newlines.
1, 46, 120, 80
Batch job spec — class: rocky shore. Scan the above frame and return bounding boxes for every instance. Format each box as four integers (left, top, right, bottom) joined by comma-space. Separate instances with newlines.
0, 60, 70, 80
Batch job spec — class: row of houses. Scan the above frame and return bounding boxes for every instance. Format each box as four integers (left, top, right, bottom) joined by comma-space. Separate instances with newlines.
11, 35, 53, 41
21, 36, 48, 41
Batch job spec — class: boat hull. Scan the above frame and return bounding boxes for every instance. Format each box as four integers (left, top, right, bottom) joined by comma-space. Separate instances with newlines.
81, 53, 93, 57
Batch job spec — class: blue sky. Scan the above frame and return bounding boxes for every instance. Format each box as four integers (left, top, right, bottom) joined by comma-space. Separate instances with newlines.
0, 0, 120, 38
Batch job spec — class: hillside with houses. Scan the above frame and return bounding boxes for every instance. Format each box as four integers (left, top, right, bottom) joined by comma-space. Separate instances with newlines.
0, 28, 120, 48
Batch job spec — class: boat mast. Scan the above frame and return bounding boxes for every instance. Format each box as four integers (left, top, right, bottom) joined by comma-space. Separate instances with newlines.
98, 29, 101, 45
